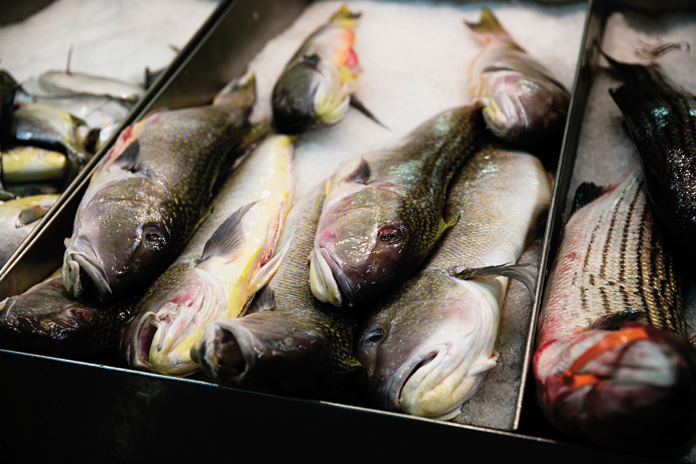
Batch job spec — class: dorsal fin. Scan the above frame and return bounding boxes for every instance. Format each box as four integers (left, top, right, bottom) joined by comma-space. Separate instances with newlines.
302, 54, 321, 70
572, 182, 608, 215
345, 158, 371, 184
200, 202, 255, 262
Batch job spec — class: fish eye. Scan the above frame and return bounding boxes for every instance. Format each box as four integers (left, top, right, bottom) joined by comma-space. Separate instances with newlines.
378, 226, 403, 244
142, 225, 168, 251
361, 327, 385, 346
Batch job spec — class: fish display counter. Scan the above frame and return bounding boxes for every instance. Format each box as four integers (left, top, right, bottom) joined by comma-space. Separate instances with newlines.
1, 0, 695, 462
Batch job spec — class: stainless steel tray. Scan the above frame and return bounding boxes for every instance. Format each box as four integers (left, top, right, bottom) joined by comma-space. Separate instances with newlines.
0, 0, 690, 462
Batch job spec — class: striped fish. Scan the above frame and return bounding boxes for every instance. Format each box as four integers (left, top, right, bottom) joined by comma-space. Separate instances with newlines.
607, 53, 696, 260
533, 170, 696, 455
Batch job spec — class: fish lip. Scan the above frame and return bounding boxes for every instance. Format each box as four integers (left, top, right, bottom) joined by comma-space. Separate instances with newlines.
197, 321, 254, 385
388, 348, 441, 411
320, 247, 356, 304
128, 311, 157, 371
309, 247, 350, 307
70, 253, 113, 301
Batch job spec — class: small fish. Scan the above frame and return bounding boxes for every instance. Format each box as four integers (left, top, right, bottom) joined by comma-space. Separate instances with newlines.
38, 70, 144, 103
121, 134, 293, 376
534, 171, 696, 454
310, 105, 485, 307
62, 75, 257, 303
2, 146, 66, 183
356, 145, 551, 419
191, 184, 361, 395
605, 52, 696, 260
272, 5, 381, 134
466, 8, 569, 152
29, 93, 132, 130
0, 273, 139, 363
0, 194, 59, 267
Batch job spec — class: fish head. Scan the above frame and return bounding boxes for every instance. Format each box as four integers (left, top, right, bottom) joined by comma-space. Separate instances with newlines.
310, 186, 423, 307
63, 177, 176, 302
356, 277, 500, 419
536, 323, 696, 454
0, 279, 105, 359
272, 56, 351, 134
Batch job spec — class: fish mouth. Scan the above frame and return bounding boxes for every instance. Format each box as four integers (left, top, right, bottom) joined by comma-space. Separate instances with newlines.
63, 247, 112, 301
127, 312, 158, 371
309, 247, 353, 307
193, 321, 254, 386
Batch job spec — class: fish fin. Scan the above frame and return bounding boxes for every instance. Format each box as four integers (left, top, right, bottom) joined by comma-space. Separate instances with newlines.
470, 351, 499, 376
345, 158, 371, 184
440, 212, 460, 235
452, 262, 538, 297
350, 96, 389, 129
15, 204, 50, 227
114, 138, 141, 173
0, 189, 16, 201
465, 8, 508, 40
213, 73, 256, 108
245, 285, 277, 315
247, 231, 293, 295
200, 202, 256, 263
331, 5, 361, 21
302, 54, 321, 70
571, 182, 608, 215
588, 310, 640, 331
608, 86, 633, 117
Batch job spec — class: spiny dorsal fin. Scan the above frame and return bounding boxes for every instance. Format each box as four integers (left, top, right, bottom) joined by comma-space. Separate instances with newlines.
245, 285, 277, 315
350, 96, 389, 130
572, 182, 608, 215
345, 158, 371, 184
200, 202, 256, 262
451, 262, 538, 297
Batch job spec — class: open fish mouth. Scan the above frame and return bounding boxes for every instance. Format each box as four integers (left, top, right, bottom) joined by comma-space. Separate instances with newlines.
193, 322, 253, 385
127, 311, 158, 371
309, 247, 352, 307
63, 248, 112, 301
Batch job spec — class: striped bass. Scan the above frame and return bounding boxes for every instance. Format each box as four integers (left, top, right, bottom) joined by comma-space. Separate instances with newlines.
356, 145, 551, 420
121, 134, 294, 376
533, 171, 696, 455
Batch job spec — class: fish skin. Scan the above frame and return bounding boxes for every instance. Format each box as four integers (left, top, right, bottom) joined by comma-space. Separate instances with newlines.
191, 184, 361, 395
310, 105, 485, 307
0, 194, 59, 268
534, 171, 696, 455
356, 145, 551, 419
62, 76, 256, 303
121, 134, 293, 376
272, 5, 366, 134
2, 146, 66, 182
606, 55, 696, 260
0, 274, 139, 363
466, 8, 569, 153
38, 70, 144, 103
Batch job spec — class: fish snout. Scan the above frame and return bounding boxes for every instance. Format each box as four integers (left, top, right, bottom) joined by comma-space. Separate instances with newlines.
309, 247, 347, 307
63, 244, 112, 302
193, 321, 252, 386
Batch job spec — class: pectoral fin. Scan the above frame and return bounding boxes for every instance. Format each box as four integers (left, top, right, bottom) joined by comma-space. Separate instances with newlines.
350, 96, 388, 130
200, 202, 256, 263
247, 231, 294, 295
470, 351, 499, 376
451, 262, 538, 297
245, 285, 277, 316
16, 204, 50, 227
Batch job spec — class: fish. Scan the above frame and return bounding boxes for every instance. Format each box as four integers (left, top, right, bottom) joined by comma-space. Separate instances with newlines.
121, 134, 293, 376
191, 184, 361, 395
2, 146, 66, 182
0, 194, 59, 267
309, 104, 485, 307
0, 273, 139, 363
0, 70, 19, 142
355, 145, 551, 419
29, 93, 132, 130
605, 53, 696, 260
62, 75, 257, 303
272, 5, 381, 134
533, 171, 696, 455
466, 8, 570, 153
38, 70, 144, 103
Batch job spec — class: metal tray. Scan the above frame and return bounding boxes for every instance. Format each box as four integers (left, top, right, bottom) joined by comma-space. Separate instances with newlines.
0, 0, 690, 462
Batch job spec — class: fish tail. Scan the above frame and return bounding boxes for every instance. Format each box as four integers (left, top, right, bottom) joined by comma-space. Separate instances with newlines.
331, 5, 361, 22
465, 8, 508, 43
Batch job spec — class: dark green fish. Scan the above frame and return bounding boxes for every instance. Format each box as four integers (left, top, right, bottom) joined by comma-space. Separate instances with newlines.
191, 185, 361, 396
62, 75, 256, 302
606, 53, 696, 258
0, 274, 139, 362
310, 105, 485, 307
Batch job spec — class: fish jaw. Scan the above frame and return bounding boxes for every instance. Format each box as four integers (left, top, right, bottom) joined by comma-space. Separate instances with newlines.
62, 237, 113, 301
358, 276, 501, 419
309, 247, 345, 307
534, 324, 696, 454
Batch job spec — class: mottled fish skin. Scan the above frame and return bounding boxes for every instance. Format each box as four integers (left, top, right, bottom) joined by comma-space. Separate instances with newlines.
310, 105, 485, 307
0, 194, 59, 268
121, 134, 293, 376
534, 171, 696, 455
466, 8, 569, 153
607, 55, 696, 260
356, 145, 551, 420
192, 185, 361, 395
62, 76, 256, 303
0, 274, 139, 363
272, 6, 364, 134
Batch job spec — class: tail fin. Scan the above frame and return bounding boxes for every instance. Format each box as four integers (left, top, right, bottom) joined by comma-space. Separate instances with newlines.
465, 8, 509, 43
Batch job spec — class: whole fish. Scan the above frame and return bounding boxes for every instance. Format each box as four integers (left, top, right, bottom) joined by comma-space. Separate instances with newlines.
39, 70, 144, 103
356, 145, 551, 419
310, 105, 485, 307
29, 93, 132, 130
121, 134, 293, 376
606, 53, 696, 260
466, 8, 569, 152
192, 184, 361, 395
2, 146, 66, 182
0, 274, 139, 363
534, 171, 696, 455
62, 75, 256, 302
272, 5, 381, 134
0, 194, 59, 267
